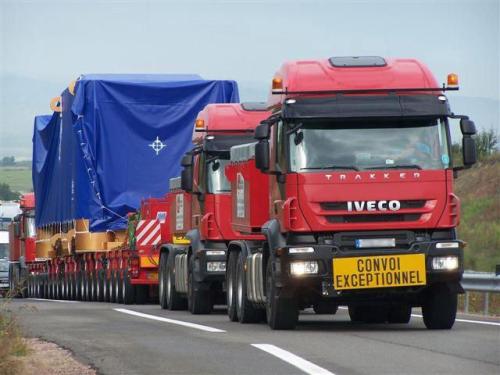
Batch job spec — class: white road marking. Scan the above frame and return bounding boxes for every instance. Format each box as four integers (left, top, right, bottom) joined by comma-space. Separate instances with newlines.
114, 308, 226, 333
28, 298, 80, 303
252, 344, 335, 375
339, 306, 500, 327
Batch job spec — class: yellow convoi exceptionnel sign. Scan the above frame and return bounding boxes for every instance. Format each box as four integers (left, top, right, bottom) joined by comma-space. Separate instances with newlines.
333, 253, 426, 290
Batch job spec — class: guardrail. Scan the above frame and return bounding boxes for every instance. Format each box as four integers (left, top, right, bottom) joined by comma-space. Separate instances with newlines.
461, 271, 500, 315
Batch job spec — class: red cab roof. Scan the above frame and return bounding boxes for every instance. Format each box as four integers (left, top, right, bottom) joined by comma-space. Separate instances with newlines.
20, 193, 35, 209
193, 103, 271, 144
267, 57, 441, 108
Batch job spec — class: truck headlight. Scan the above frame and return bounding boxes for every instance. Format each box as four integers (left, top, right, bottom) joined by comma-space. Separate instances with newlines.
290, 261, 318, 276
432, 256, 459, 270
206, 261, 226, 272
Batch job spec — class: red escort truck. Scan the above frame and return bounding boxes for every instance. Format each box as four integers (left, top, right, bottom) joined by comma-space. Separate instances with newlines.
158, 103, 270, 315
223, 56, 477, 330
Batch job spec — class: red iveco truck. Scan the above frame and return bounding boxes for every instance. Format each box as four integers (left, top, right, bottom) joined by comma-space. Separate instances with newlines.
158, 103, 270, 315
223, 56, 477, 330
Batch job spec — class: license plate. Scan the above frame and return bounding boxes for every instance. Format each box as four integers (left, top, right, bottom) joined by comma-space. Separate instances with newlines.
333, 254, 426, 290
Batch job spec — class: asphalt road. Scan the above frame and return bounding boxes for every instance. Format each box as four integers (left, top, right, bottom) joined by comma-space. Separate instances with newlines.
8, 298, 500, 375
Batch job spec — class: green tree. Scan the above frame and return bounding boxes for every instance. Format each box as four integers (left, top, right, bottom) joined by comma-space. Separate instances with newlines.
0, 183, 19, 200
451, 128, 498, 165
1, 156, 15, 166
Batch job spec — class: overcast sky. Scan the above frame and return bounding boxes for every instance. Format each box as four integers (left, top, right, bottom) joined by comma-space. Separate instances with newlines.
1, 0, 499, 158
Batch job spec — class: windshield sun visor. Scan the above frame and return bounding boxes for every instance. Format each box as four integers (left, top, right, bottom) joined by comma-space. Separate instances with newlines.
282, 95, 451, 120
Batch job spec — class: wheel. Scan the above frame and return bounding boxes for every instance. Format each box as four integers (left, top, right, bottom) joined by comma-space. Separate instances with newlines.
226, 251, 238, 322
96, 270, 104, 302
88, 272, 96, 301
47, 276, 53, 299
61, 275, 67, 300
75, 272, 82, 301
165, 252, 186, 310
388, 305, 412, 324
122, 270, 135, 305
265, 259, 298, 330
313, 301, 338, 314
236, 252, 263, 323
159, 254, 168, 309
187, 259, 213, 315
422, 284, 457, 329
115, 270, 124, 304
86, 271, 92, 301
109, 271, 116, 303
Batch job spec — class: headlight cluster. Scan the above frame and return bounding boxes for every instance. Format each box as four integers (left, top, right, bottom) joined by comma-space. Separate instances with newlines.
432, 256, 459, 270
206, 261, 226, 272
290, 261, 318, 276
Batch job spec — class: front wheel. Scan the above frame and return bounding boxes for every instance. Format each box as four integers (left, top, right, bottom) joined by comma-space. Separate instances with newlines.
165, 253, 186, 310
187, 263, 213, 315
265, 260, 298, 330
422, 284, 457, 329
236, 252, 263, 323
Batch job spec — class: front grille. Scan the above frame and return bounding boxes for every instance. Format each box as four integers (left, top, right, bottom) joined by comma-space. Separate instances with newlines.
320, 200, 426, 211
326, 214, 421, 223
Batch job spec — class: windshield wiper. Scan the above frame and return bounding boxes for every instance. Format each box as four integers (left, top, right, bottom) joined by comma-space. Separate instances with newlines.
301, 165, 359, 171
366, 164, 422, 170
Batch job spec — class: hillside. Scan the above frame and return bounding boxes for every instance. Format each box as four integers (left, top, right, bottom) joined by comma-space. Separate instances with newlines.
455, 153, 500, 271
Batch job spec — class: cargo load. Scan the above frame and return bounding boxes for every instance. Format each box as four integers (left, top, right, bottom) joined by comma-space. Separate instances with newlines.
33, 75, 239, 232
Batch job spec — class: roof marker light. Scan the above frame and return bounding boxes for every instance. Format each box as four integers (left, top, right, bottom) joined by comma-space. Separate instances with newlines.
195, 119, 205, 129
447, 73, 459, 87
272, 77, 283, 90
438, 95, 447, 102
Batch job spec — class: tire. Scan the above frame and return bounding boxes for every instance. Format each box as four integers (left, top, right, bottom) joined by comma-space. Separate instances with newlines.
159, 253, 168, 309
236, 251, 263, 323
75, 272, 82, 301
122, 270, 135, 305
89, 272, 97, 301
388, 305, 412, 324
226, 251, 238, 322
96, 270, 104, 302
115, 270, 124, 304
265, 260, 298, 330
47, 276, 53, 299
165, 252, 187, 310
187, 260, 213, 314
102, 271, 109, 302
109, 271, 116, 303
422, 284, 457, 330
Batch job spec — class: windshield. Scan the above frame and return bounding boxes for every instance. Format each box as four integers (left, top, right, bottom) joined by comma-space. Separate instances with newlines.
0, 244, 8, 259
288, 119, 450, 172
207, 159, 231, 193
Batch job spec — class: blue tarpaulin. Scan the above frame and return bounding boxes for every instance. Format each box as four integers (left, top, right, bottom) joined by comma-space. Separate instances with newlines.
33, 74, 239, 231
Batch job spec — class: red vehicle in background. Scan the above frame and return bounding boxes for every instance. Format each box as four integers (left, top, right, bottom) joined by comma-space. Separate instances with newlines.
223, 56, 477, 330
158, 103, 270, 315
8, 193, 36, 297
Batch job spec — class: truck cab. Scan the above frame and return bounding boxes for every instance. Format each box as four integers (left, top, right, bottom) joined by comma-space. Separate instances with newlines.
228, 56, 477, 329
159, 103, 271, 314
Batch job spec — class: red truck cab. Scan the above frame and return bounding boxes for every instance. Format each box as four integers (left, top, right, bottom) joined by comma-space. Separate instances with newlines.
227, 56, 477, 329
158, 103, 271, 314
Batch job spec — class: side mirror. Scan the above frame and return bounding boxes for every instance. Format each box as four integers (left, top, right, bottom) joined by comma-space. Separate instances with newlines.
462, 136, 477, 167
181, 167, 193, 192
460, 119, 476, 135
255, 123, 270, 140
181, 153, 193, 167
255, 140, 270, 171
